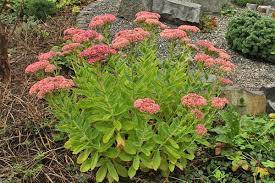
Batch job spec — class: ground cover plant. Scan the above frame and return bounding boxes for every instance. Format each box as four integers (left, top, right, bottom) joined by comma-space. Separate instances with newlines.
231, 0, 264, 7
24, 11, 240, 182
226, 11, 275, 63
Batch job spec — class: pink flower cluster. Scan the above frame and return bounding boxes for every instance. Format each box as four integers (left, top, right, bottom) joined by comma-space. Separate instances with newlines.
219, 77, 233, 85
38, 51, 58, 61
61, 43, 81, 56
63, 28, 103, 43
196, 124, 207, 136
216, 58, 236, 73
79, 44, 117, 63
178, 25, 200, 33
29, 76, 75, 99
160, 29, 187, 40
196, 40, 231, 60
25, 60, 56, 74
134, 98, 160, 114
211, 97, 229, 109
89, 14, 116, 28
191, 109, 204, 120
135, 11, 168, 29
194, 53, 216, 67
112, 28, 150, 49
181, 93, 207, 108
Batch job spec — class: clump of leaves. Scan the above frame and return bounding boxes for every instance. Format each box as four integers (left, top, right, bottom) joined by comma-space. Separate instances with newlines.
221, 5, 237, 17
200, 15, 218, 33
212, 107, 275, 180
226, 11, 275, 63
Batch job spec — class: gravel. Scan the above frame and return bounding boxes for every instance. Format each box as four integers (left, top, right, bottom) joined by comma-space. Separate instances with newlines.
76, 0, 275, 90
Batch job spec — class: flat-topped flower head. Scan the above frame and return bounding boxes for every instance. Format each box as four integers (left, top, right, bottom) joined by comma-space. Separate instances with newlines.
63, 28, 85, 40
178, 25, 200, 33
25, 60, 50, 74
211, 97, 230, 109
191, 109, 204, 120
72, 30, 104, 43
135, 11, 161, 22
112, 28, 150, 49
181, 93, 207, 108
61, 43, 81, 55
194, 53, 216, 67
80, 44, 117, 63
29, 76, 75, 99
89, 14, 116, 28
144, 18, 168, 29
196, 124, 207, 136
134, 98, 160, 114
160, 29, 187, 40
196, 40, 215, 49
219, 77, 233, 85
216, 58, 236, 72
38, 51, 58, 61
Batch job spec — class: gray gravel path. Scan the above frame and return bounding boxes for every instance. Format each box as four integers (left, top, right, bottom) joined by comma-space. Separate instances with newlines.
76, 0, 275, 90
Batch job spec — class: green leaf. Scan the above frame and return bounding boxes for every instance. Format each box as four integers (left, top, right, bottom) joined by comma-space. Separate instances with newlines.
168, 139, 179, 149
128, 166, 137, 179
80, 158, 93, 172
114, 162, 128, 177
96, 164, 108, 182
168, 163, 175, 172
104, 148, 119, 158
90, 152, 99, 170
77, 149, 91, 164
195, 138, 210, 147
133, 155, 140, 170
152, 150, 161, 171
124, 142, 137, 155
119, 151, 133, 161
107, 161, 119, 182
165, 145, 180, 159
103, 128, 115, 143
113, 121, 122, 131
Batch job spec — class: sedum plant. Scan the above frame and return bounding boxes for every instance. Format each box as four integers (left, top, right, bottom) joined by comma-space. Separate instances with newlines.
26, 12, 236, 182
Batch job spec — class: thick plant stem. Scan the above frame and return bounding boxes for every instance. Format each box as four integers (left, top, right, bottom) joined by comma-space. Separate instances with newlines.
0, 23, 10, 83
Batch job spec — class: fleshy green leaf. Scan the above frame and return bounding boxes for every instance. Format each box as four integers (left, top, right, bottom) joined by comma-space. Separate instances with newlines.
96, 164, 108, 182
133, 155, 140, 170
114, 162, 128, 177
152, 150, 161, 171
128, 166, 137, 179
107, 161, 119, 182
77, 149, 91, 164
90, 152, 99, 170
103, 128, 115, 143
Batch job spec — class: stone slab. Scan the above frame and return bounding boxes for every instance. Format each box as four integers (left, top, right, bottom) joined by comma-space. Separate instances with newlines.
152, 0, 202, 23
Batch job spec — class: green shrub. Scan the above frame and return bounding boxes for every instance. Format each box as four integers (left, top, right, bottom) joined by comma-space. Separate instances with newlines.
23, 0, 57, 20
231, 0, 263, 7
226, 11, 275, 63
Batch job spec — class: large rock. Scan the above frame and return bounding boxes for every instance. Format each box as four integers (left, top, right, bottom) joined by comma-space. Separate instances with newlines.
222, 86, 267, 115
118, 0, 153, 20
152, 0, 202, 23
263, 0, 275, 6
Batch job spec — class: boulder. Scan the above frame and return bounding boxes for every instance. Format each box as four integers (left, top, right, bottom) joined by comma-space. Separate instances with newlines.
222, 86, 267, 115
246, 3, 258, 10
263, 0, 275, 6
118, 0, 153, 20
266, 6, 275, 16
261, 84, 275, 112
152, 0, 202, 23
257, 5, 271, 13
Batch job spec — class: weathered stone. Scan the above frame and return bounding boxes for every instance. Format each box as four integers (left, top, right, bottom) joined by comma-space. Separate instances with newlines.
266, 6, 275, 16
261, 84, 275, 112
222, 86, 267, 115
118, 0, 153, 20
257, 5, 271, 13
246, 3, 258, 10
152, 0, 202, 23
